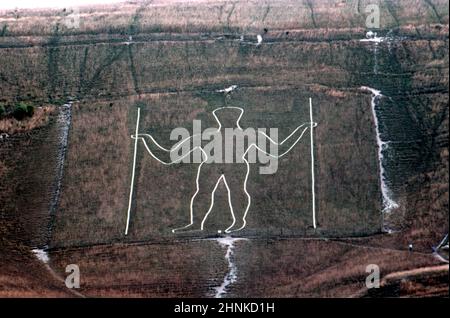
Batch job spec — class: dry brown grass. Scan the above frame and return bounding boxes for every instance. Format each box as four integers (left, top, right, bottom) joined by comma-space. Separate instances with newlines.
232, 239, 445, 297
51, 99, 133, 246
0, 0, 448, 36
0, 106, 54, 134
357, 264, 449, 297
49, 84, 381, 247
0, 237, 73, 297
43, 237, 448, 297
48, 239, 227, 297
0, 0, 447, 298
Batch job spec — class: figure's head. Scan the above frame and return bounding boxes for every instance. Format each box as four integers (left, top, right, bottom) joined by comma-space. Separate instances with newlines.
212, 107, 244, 128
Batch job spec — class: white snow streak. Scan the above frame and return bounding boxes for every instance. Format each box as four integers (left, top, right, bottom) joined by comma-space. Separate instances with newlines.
256, 34, 263, 45
361, 86, 399, 214
213, 236, 247, 298
32, 249, 49, 264
216, 85, 238, 94
360, 31, 385, 43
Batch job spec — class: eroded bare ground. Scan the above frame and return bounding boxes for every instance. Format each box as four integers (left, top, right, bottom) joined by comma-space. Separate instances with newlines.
0, 0, 448, 297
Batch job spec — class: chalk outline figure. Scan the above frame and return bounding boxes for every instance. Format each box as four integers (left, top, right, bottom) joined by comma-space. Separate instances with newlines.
125, 101, 317, 235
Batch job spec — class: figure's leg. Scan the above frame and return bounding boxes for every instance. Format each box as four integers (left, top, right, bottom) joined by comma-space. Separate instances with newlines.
172, 163, 221, 233
223, 162, 251, 233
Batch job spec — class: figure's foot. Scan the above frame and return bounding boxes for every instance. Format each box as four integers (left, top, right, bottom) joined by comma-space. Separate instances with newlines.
224, 222, 246, 234
171, 224, 202, 234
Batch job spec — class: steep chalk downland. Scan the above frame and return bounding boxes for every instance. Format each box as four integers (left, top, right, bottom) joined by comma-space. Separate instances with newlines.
0, 0, 447, 298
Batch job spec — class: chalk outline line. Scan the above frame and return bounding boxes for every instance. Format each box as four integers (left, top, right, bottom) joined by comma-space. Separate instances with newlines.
310, 97, 316, 229
125, 107, 140, 236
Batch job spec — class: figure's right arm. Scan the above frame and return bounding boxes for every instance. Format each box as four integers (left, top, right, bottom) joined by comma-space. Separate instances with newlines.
131, 133, 203, 165
131, 133, 175, 165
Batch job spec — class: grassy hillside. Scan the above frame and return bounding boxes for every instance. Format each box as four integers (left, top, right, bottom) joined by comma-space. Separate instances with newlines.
0, 0, 448, 297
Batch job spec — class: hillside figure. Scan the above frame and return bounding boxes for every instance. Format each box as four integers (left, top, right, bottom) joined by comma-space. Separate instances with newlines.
129, 105, 317, 234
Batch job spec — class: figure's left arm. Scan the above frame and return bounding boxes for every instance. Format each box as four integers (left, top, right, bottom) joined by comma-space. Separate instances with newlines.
254, 121, 317, 158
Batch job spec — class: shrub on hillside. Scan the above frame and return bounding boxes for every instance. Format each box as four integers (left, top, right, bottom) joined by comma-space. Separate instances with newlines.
26, 104, 34, 117
0, 103, 5, 118
13, 102, 34, 120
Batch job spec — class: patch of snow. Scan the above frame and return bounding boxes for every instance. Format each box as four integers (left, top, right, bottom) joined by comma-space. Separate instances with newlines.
361, 86, 399, 214
256, 34, 263, 45
124, 36, 133, 46
360, 31, 385, 43
216, 85, 238, 94
360, 30, 406, 44
360, 36, 385, 43
32, 249, 49, 264
213, 236, 247, 298
366, 30, 375, 38
46, 102, 73, 242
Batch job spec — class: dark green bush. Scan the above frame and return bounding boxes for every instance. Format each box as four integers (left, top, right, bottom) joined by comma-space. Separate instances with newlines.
13, 102, 34, 120
26, 104, 34, 117
0, 25, 7, 37
0, 103, 5, 118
